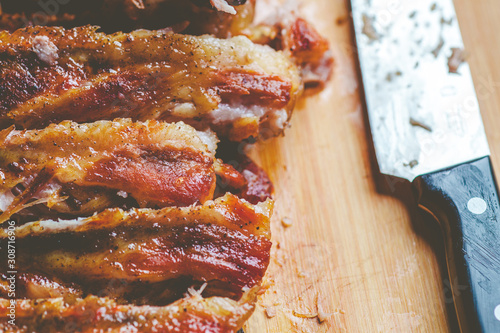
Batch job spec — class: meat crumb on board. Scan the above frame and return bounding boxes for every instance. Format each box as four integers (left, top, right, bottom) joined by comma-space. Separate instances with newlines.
281, 216, 293, 227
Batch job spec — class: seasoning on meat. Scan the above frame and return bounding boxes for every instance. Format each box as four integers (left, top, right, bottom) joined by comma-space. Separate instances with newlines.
0, 286, 259, 333
0, 119, 218, 223
0, 26, 301, 141
0, 194, 273, 330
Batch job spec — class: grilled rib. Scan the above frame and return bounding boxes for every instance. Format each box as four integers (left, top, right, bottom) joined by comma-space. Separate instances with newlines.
0, 193, 272, 303
0, 119, 220, 223
0, 287, 258, 333
0, 26, 301, 141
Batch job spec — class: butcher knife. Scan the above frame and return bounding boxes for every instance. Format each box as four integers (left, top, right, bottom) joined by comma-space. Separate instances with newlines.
351, 0, 500, 331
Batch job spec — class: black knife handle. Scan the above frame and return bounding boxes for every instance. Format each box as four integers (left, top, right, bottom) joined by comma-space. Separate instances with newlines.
413, 157, 500, 332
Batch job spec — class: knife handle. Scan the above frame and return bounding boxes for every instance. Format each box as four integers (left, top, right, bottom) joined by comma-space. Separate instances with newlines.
413, 157, 500, 333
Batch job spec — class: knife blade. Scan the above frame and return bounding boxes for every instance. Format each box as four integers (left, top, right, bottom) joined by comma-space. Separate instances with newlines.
351, 0, 500, 332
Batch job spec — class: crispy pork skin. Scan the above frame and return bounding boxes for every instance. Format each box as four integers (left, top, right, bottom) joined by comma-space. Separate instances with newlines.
0, 194, 272, 302
0, 1, 332, 91
0, 119, 218, 223
0, 287, 258, 333
0, 26, 301, 140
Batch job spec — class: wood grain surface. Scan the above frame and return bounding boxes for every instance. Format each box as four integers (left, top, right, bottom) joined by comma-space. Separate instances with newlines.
243, 0, 500, 332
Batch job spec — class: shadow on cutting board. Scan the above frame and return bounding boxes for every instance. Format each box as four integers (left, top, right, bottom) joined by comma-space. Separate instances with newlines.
354, 58, 461, 331
355, 73, 462, 332
378, 175, 461, 333
346, 14, 461, 332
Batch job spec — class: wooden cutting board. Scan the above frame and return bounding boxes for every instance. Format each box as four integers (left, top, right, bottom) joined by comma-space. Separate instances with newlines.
243, 0, 500, 332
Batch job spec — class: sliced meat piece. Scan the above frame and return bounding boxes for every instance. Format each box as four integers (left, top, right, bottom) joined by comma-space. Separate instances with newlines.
0, 194, 273, 301
0, 119, 218, 223
0, 286, 259, 333
249, 15, 334, 90
0, 26, 301, 141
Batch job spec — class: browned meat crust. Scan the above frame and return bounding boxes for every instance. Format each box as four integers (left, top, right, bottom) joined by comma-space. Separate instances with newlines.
0, 26, 302, 141
248, 17, 334, 90
0, 119, 220, 223
0, 194, 272, 330
0, 287, 258, 332
0, 0, 255, 37
0, 0, 333, 91
279, 17, 334, 90
0, 194, 272, 299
